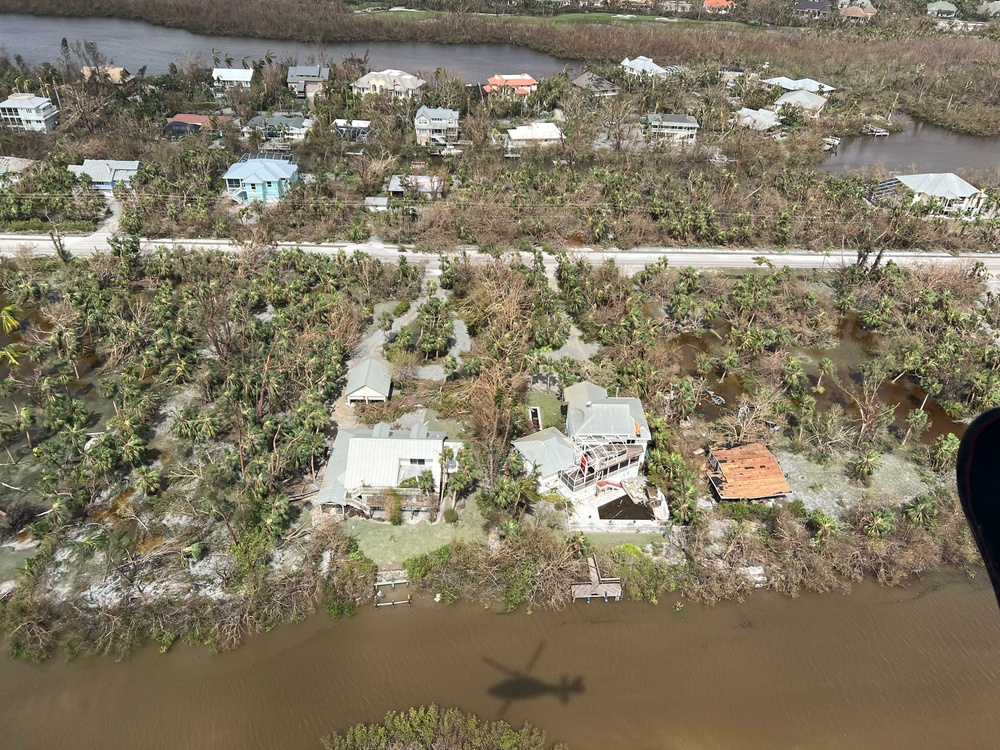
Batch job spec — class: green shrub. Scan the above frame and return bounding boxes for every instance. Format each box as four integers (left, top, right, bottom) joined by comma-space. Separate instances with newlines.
392, 300, 410, 317
443, 507, 459, 524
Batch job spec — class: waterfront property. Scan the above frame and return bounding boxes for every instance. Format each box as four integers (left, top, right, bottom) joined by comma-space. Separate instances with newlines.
704, 0, 735, 12
317, 422, 462, 517
646, 114, 699, 144
514, 380, 650, 497
212, 67, 253, 90
241, 113, 312, 142
67, 159, 142, 193
571, 556, 622, 602
483, 73, 538, 98
505, 121, 563, 150
794, 0, 832, 15
223, 153, 298, 204
344, 358, 392, 405
621, 56, 686, 78
707, 443, 791, 501
0, 93, 59, 132
164, 113, 231, 136
351, 69, 425, 100
774, 90, 827, 116
735, 107, 781, 131
414, 106, 460, 147
873, 172, 987, 217
286, 65, 330, 99
81, 65, 137, 93
571, 72, 618, 98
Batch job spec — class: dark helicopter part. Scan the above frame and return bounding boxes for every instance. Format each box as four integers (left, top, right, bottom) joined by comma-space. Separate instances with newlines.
957, 408, 1000, 609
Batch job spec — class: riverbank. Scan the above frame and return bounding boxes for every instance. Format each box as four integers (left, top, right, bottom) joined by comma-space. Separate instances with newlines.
2, 2, 1000, 134
0, 569, 997, 750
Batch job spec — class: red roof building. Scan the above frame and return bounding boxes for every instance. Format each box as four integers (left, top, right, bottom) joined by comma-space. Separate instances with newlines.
483, 73, 539, 98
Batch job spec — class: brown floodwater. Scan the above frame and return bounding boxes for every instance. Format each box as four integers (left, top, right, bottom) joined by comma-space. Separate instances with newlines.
0, 571, 998, 749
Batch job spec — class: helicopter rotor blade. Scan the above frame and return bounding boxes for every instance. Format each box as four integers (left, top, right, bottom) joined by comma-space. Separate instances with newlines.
524, 641, 545, 674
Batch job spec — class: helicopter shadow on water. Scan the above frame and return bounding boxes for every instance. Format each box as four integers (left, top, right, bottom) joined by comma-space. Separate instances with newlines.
483, 641, 585, 717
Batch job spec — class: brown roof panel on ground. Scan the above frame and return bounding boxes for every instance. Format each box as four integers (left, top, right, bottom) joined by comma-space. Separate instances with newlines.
708, 443, 791, 500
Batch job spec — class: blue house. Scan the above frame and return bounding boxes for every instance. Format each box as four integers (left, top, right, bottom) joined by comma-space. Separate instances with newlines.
223, 153, 298, 204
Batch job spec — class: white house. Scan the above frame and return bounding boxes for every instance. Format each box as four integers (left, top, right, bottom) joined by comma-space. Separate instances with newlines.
212, 68, 254, 90
414, 106, 460, 147
735, 107, 781, 131
621, 56, 686, 78
876, 173, 988, 217
513, 381, 651, 497
387, 174, 445, 199
774, 90, 827, 116
646, 114, 699, 143
351, 69, 425, 99
317, 422, 462, 516
67, 160, 142, 193
0, 94, 59, 133
344, 358, 392, 404
764, 76, 835, 94
927, 0, 959, 15
506, 121, 563, 150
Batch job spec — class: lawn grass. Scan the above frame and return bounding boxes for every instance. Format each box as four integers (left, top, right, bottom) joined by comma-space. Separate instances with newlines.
527, 389, 563, 430
344, 499, 488, 567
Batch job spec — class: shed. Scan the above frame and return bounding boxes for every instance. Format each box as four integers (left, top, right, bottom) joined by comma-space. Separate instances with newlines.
345, 358, 392, 404
708, 444, 790, 501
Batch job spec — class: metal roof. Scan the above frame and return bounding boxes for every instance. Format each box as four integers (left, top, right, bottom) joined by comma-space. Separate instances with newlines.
647, 114, 700, 127
506, 122, 563, 142
764, 76, 835, 93
736, 108, 781, 130
212, 68, 254, 82
345, 358, 392, 399
415, 105, 459, 121
223, 157, 298, 183
243, 113, 309, 130
0, 94, 54, 110
895, 173, 981, 199
353, 69, 425, 90
317, 422, 451, 506
68, 159, 142, 184
564, 381, 650, 441
387, 174, 444, 195
513, 428, 578, 479
286, 65, 330, 82
775, 90, 827, 111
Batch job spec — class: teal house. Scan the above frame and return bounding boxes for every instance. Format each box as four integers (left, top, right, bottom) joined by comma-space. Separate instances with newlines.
223, 154, 298, 204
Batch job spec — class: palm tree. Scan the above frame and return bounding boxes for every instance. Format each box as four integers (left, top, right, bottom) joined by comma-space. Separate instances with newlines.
0, 304, 19, 334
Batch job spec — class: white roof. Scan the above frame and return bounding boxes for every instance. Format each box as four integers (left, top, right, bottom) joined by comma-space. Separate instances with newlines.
223, 158, 297, 183
416, 105, 459, 120
980, 1, 1000, 15
775, 90, 827, 111
647, 114, 699, 127
895, 173, 981, 199
513, 427, 578, 480
736, 107, 781, 130
507, 121, 563, 142
0, 93, 53, 109
353, 69, 425, 90
318, 423, 450, 505
564, 381, 650, 441
764, 76, 835, 93
212, 68, 254, 83
345, 358, 392, 399
388, 174, 444, 195
68, 159, 142, 184
0, 156, 33, 175
622, 56, 667, 75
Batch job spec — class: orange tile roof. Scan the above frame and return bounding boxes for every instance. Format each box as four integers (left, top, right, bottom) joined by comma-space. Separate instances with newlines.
708, 443, 791, 500
168, 113, 232, 128
704, 0, 735, 6
485, 73, 538, 89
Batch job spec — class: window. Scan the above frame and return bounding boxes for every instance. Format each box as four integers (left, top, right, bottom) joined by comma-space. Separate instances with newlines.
266, 181, 274, 188
410, 458, 426, 465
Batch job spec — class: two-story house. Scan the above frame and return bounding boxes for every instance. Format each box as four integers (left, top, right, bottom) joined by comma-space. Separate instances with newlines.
0, 94, 59, 132
483, 73, 538, 98
223, 153, 298, 204
646, 114, 700, 144
286, 65, 330, 99
414, 105, 460, 146
351, 69, 425, 100
212, 68, 254, 91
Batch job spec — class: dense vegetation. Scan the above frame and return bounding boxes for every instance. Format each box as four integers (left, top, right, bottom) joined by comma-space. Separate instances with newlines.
321, 705, 565, 750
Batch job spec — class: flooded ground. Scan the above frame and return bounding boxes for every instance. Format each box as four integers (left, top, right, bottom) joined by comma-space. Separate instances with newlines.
0, 570, 997, 749
0, 13, 574, 80
822, 120, 1000, 177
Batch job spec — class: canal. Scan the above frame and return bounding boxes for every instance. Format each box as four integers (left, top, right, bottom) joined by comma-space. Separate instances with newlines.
0, 13, 574, 81
0, 570, 997, 749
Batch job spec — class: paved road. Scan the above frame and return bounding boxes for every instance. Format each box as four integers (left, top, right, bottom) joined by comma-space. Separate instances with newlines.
0, 232, 993, 276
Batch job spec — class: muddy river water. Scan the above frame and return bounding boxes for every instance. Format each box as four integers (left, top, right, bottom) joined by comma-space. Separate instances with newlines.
0, 570, 998, 749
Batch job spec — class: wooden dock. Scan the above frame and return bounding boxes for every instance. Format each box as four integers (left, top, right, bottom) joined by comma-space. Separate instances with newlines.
374, 577, 411, 607
571, 556, 622, 603
861, 124, 889, 137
